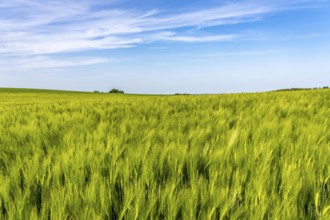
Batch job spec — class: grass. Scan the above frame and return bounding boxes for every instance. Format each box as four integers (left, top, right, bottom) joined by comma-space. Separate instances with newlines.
0, 88, 85, 93
0, 88, 329, 219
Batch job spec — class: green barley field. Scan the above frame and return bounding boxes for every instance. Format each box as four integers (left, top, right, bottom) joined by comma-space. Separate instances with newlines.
0, 88, 329, 219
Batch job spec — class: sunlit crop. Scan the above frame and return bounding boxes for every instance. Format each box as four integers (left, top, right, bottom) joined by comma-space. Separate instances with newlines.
0, 89, 329, 219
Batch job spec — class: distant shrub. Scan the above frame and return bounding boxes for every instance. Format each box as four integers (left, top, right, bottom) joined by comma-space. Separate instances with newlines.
94, 91, 100, 93
174, 93, 191, 96
273, 88, 311, 92
273, 87, 329, 92
109, 89, 124, 94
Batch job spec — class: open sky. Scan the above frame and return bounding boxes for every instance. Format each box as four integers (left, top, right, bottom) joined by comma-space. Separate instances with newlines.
0, 0, 329, 94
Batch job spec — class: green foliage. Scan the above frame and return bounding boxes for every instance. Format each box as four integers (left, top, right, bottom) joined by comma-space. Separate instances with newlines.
0, 89, 329, 219
174, 93, 191, 96
109, 88, 124, 94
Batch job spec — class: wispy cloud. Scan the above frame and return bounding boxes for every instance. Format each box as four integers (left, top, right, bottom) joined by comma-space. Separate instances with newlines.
146, 31, 236, 43
0, 0, 324, 69
0, 56, 110, 71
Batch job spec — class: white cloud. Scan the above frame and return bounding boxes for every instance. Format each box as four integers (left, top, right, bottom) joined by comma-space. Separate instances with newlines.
0, 56, 110, 71
161, 35, 235, 43
147, 31, 236, 42
0, 0, 324, 69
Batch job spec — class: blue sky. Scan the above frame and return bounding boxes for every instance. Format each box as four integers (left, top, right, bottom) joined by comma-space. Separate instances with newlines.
0, 0, 329, 93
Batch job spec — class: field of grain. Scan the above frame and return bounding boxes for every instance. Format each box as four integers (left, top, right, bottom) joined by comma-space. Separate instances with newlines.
0, 89, 329, 219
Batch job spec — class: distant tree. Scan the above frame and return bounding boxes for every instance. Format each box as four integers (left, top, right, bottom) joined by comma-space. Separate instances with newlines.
323, 86, 329, 89
109, 88, 124, 94
94, 91, 100, 93
174, 93, 190, 95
